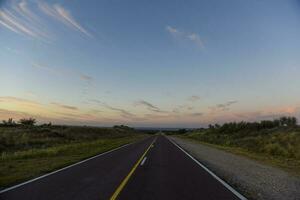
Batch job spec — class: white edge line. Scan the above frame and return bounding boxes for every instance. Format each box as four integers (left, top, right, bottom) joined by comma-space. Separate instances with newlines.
166, 136, 247, 200
0, 140, 139, 194
140, 157, 147, 166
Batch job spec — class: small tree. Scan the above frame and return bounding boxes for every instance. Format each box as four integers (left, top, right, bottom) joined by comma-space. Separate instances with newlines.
290, 117, 297, 126
19, 118, 36, 126
279, 116, 297, 127
2, 118, 16, 127
214, 124, 221, 129
279, 116, 288, 126
208, 124, 214, 129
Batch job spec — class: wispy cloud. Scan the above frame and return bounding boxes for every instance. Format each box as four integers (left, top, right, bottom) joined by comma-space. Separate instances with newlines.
188, 95, 201, 102
0, 0, 92, 40
187, 33, 204, 48
32, 62, 93, 84
32, 62, 60, 75
88, 99, 103, 104
0, 96, 41, 106
104, 104, 136, 118
0, 108, 31, 119
24, 91, 37, 98
0, 0, 51, 40
217, 101, 238, 110
51, 102, 78, 110
80, 74, 93, 82
0, 8, 41, 38
135, 100, 166, 113
0, 109, 57, 124
38, 2, 92, 38
190, 112, 203, 117
14, 0, 40, 23
88, 109, 103, 114
210, 100, 238, 112
165, 25, 204, 48
172, 104, 194, 114
165, 25, 180, 36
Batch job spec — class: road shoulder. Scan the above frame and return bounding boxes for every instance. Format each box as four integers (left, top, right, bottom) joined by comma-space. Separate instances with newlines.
169, 136, 300, 200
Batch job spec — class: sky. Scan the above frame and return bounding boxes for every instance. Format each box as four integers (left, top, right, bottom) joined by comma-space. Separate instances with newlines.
1, 0, 300, 128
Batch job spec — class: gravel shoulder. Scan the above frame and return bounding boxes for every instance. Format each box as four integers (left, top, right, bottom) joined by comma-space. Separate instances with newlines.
169, 136, 300, 200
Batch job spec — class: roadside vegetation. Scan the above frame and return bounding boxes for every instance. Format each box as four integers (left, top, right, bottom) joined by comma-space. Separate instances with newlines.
0, 118, 147, 188
176, 117, 300, 175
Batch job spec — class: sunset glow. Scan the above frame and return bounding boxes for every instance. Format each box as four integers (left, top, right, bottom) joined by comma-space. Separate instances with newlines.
1, 0, 300, 127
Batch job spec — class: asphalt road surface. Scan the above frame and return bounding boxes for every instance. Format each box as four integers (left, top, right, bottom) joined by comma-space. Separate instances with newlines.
0, 135, 245, 200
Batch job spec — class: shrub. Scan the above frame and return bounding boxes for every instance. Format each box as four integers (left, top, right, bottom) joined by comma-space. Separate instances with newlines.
263, 143, 288, 157
19, 118, 36, 126
1, 118, 16, 127
279, 116, 297, 127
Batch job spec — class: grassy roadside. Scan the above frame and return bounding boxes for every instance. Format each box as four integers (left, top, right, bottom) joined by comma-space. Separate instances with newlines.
176, 135, 300, 176
0, 126, 147, 188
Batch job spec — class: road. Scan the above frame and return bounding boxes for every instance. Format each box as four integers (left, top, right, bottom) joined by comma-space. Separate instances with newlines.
0, 135, 245, 200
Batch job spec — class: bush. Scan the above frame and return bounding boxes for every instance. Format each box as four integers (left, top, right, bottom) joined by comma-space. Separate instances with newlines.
279, 116, 297, 127
19, 118, 36, 126
263, 143, 288, 157
185, 117, 300, 160
1, 118, 16, 127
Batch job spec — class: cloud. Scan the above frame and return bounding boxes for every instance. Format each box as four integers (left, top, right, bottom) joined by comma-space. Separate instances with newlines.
24, 91, 37, 98
0, 107, 109, 126
165, 25, 180, 36
172, 104, 194, 114
187, 33, 204, 48
38, 2, 92, 37
32, 62, 48, 70
32, 62, 93, 84
218, 101, 238, 109
0, 108, 55, 123
172, 108, 180, 113
32, 62, 60, 75
0, 1, 92, 40
0, 9, 39, 38
0, 1, 50, 40
165, 25, 204, 48
135, 100, 166, 113
80, 74, 93, 81
105, 104, 136, 118
88, 99, 102, 104
51, 102, 78, 110
188, 95, 201, 102
88, 109, 103, 114
210, 100, 238, 112
190, 112, 203, 117
14, 0, 40, 23
0, 96, 41, 106
0, 108, 31, 119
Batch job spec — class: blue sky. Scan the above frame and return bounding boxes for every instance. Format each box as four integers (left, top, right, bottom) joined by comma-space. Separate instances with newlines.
1, 0, 300, 127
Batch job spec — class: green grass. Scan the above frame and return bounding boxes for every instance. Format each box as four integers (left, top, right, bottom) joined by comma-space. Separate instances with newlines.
0, 125, 146, 188
179, 127, 300, 176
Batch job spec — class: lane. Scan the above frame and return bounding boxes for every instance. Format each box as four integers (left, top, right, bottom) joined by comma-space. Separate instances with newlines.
117, 135, 242, 200
0, 136, 154, 200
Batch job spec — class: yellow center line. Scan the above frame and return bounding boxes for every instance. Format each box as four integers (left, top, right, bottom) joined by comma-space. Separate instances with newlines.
109, 137, 156, 200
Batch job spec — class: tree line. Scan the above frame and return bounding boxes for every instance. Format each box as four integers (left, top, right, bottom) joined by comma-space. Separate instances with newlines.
208, 116, 297, 132
1, 118, 37, 127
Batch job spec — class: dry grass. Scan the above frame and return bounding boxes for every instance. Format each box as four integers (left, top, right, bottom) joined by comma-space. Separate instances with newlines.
0, 125, 146, 188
